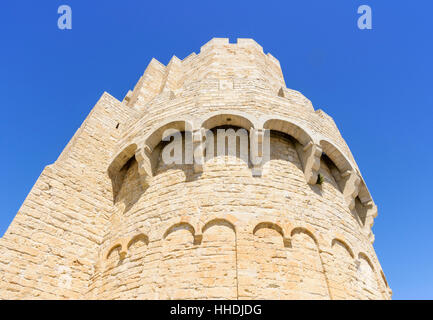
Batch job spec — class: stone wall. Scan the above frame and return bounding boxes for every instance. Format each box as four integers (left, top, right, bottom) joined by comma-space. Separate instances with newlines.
0, 93, 131, 298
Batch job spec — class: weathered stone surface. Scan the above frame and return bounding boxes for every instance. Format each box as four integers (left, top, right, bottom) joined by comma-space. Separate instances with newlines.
0, 38, 390, 300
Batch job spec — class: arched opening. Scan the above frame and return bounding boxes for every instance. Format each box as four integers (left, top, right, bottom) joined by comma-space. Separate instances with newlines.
263, 118, 312, 146
204, 125, 250, 167
199, 113, 256, 173
163, 222, 196, 240
319, 140, 373, 233
320, 152, 345, 192
266, 129, 308, 176
201, 113, 254, 131
329, 238, 357, 300
290, 228, 330, 299
108, 143, 138, 202
114, 156, 144, 213
145, 120, 189, 152
263, 118, 321, 185
140, 120, 195, 181
127, 234, 149, 249
160, 222, 198, 299
319, 140, 353, 173
198, 219, 237, 299
249, 222, 290, 299
357, 253, 382, 299
253, 222, 285, 241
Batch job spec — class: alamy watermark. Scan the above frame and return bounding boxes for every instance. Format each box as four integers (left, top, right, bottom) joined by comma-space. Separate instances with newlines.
57, 5, 72, 30
57, 5, 372, 31
159, 128, 270, 173
358, 5, 372, 30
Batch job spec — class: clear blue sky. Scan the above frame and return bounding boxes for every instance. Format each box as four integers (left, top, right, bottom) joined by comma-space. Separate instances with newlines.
0, 1, 432, 299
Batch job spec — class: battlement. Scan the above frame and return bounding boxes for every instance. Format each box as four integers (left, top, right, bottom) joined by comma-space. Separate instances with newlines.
199, 38, 264, 53
124, 38, 286, 107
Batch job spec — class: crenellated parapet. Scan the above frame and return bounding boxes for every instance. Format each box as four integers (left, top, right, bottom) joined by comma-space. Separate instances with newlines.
122, 38, 288, 112
123, 58, 166, 107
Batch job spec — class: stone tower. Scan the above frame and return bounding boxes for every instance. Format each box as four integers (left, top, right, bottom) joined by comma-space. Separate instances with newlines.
0, 38, 391, 300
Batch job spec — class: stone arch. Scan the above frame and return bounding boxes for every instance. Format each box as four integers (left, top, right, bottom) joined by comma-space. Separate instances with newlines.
290, 224, 329, 250
107, 142, 149, 214
198, 214, 237, 233
127, 233, 149, 249
107, 143, 138, 202
159, 220, 200, 299
358, 179, 373, 204
202, 218, 236, 234
163, 222, 196, 242
331, 238, 355, 259
290, 226, 319, 245
118, 233, 151, 299
160, 216, 200, 240
319, 141, 355, 197
144, 119, 191, 152
101, 241, 127, 299
106, 243, 123, 260
203, 126, 251, 165
255, 128, 308, 187
253, 221, 288, 246
128, 119, 195, 189
198, 111, 257, 131
320, 139, 378, 238
355, 180, 378, 243
261, 117, 323, 184
319, 142, 356, 203
195, 110, 260, 176
319, 139, 354, 173
113, 157, 146, 213
328, 238, 357, 299
198, 217, 237, 299
196, 113, 257, 176
357, 252, 382, 299
289, 227, 331, 299
248, 221, 291, 298
262, 117, 313, 146
358, 252, 375, 270
108, 143, 138, 179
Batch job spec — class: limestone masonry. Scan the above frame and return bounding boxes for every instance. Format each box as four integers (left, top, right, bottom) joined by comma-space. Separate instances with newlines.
0, 38, 391, 299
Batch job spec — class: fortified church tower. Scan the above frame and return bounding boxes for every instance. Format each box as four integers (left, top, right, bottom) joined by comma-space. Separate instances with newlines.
0, 38, 391, 299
